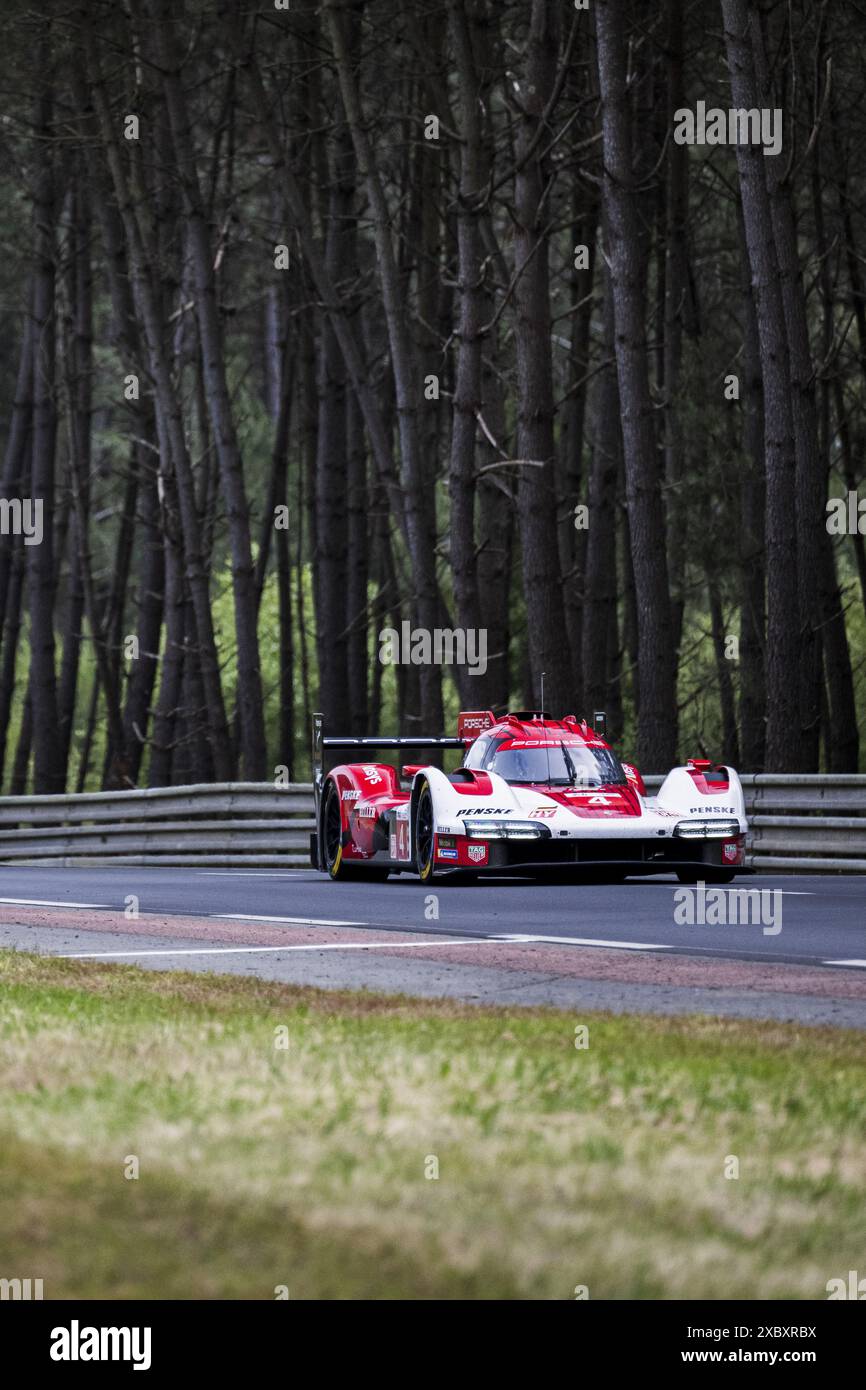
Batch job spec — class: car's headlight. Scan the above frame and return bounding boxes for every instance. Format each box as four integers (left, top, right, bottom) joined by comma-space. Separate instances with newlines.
463, 819, 545, 839
674, 818, 741, 839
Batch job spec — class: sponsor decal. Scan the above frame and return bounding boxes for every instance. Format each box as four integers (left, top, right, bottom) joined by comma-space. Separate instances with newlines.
508, 738, 583, 747
438, 848, 458, 860
462, 808, 511, 815
360, 765, 383, 784
723, 842, 740, 864
529, 807, 556, 818
341, 790, 360, 801
467, 844, 488, 864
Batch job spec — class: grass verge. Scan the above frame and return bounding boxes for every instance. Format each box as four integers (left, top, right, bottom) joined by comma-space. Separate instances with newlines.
1, 949, 864, 1299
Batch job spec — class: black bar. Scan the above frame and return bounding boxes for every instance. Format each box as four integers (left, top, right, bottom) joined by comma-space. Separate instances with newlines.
322, 736, 464, 749
7, 1298, 857, 1373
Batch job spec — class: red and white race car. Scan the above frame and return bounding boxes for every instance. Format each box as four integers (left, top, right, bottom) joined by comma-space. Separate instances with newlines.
310, 709, 749, 884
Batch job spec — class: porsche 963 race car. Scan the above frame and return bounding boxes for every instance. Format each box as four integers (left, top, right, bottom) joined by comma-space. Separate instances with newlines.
309, 709, 748, 884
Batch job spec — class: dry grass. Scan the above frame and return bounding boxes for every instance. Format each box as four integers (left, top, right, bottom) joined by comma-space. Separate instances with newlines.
1, 948, 865, 1299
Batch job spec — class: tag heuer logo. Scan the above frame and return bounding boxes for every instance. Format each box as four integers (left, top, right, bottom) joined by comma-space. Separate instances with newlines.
467, 844, 488, 864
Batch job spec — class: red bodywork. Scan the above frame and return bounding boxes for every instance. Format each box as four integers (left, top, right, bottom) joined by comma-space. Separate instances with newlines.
324, 712, 638, 864
315, 710, 738, 877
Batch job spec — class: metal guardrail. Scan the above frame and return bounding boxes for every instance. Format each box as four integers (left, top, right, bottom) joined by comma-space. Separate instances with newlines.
644, 774, 866, 872
0, 774, 864, 871
0, 783, 314, 868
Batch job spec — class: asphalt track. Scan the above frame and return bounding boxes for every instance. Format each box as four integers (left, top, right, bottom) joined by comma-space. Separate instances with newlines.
0, 865, 865, 1026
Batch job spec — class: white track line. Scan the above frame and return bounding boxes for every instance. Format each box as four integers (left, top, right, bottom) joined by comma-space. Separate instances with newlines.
492, 933, 671, 950
60, 934, 674, 960
60, 939, 488, 960
0, 897, 109, 908
213, 913, 367, 927
824, 960, 866, 969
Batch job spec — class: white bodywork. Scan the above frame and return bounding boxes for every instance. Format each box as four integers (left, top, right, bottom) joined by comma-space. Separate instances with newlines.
415, 764, 747, 844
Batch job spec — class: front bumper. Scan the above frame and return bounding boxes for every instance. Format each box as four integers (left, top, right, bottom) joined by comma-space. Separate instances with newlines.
434, 832, 749, 874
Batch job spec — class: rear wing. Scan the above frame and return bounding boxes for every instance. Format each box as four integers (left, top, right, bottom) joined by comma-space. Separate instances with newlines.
310, 713, 466, 872
312, 712, 464, 797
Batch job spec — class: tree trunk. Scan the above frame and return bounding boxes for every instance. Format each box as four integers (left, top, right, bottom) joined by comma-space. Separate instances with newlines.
583, 264, 621, 720
325, 0, 443, 733
446, 0, 486, 705
510, 0, 572, 713
0, 313, 35, 647
708, 576, 740, 766
85, 25, 233, 779
121, 463, 165, 783
149, 0, 266, 779
346, 390, 369, 735
596, 0, 676, 770
313, 116, 352, 730
720, 0, 800, 771
27, 60, 64, 793
0, 539, 25, 788
662, 0, 696, 683
736, 202, 767, 771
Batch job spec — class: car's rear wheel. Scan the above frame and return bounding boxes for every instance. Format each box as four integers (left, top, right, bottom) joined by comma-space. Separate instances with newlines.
321, 780, 390, 881
414, 779, 436, 882
322, 781, 354, 880
676, 868, 736, 885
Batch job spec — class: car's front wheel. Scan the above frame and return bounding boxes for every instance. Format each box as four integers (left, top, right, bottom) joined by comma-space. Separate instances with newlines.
414, 779, 436, 883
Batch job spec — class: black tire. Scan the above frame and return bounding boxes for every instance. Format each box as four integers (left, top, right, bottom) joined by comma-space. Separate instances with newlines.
676, 868, 736, 885
321, 781, 390, 882
321, 780, 354, 880
414, 779, 436, 883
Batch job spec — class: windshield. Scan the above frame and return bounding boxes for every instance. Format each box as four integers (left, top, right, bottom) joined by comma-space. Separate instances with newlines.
481, 739, 626, 787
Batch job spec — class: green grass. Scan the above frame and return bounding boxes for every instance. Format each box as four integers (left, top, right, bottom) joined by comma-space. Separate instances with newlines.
0, 949, 864, 1299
